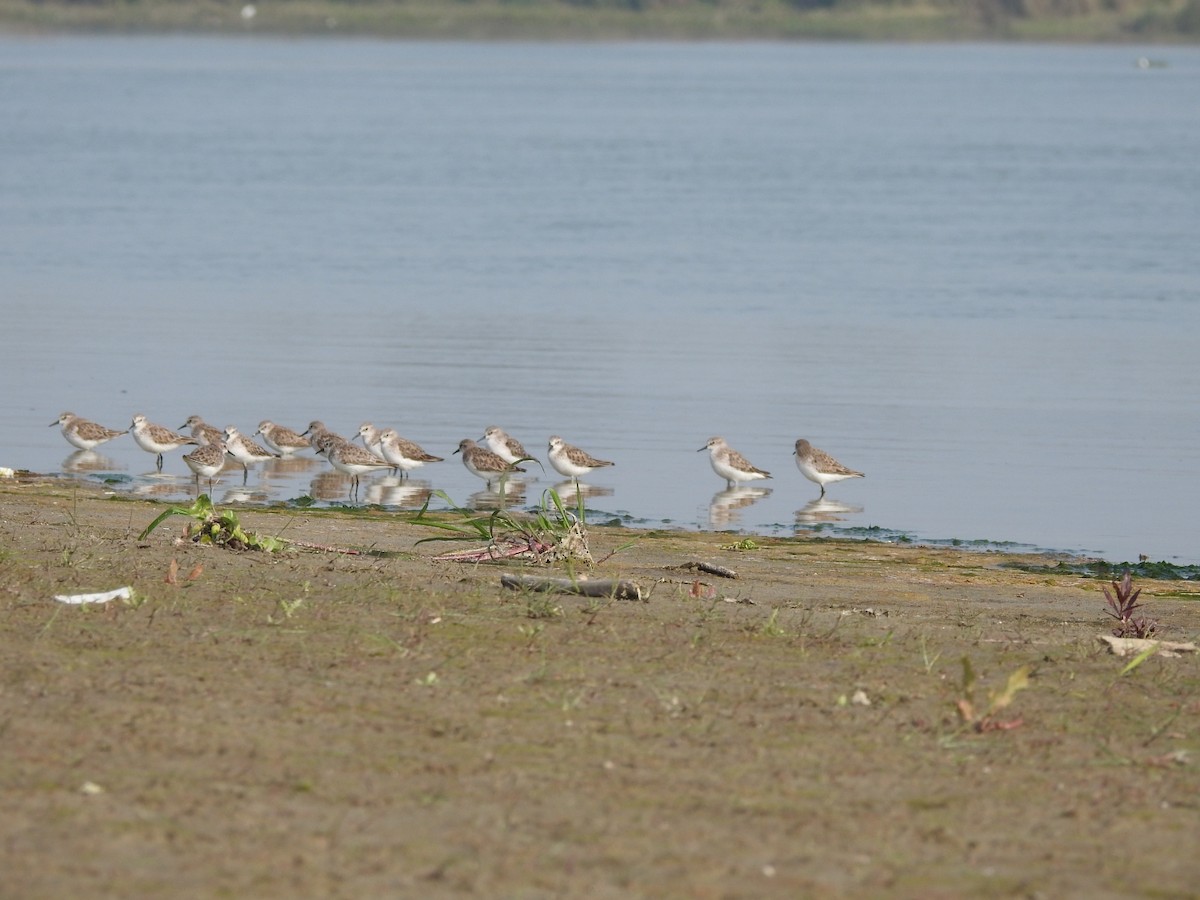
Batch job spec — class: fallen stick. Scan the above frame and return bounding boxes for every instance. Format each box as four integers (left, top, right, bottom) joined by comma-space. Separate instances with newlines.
680, 560, 739, 579
500, 574, 644, 601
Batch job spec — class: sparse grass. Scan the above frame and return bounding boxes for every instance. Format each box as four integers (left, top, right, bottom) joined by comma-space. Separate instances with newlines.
412, 488, 593, 566
759, 607, 787, 637
954, 656, 1031, 733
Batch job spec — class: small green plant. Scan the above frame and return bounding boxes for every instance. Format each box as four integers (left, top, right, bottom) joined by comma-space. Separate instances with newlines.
920, 633, 942, 675
268, 597, 302, 624
760, 607, 787, 637
1103, 571, 1157, 638
524, 593, 563, 620
139, 495, 287, 552
722, 538, 759, 551
955, 656, 1030, 733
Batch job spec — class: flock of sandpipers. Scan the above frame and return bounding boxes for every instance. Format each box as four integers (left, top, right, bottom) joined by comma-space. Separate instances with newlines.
50, 412, 866, 502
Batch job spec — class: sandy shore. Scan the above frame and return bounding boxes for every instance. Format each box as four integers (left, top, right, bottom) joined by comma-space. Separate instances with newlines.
1, 475, 1197, 896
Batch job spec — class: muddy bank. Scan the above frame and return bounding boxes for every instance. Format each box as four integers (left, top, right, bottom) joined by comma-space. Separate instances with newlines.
1, 477, 1197, 896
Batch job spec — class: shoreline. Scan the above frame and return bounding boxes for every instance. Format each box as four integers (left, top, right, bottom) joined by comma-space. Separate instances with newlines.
1, 0, 1197, 43
6, 469, 1198, 578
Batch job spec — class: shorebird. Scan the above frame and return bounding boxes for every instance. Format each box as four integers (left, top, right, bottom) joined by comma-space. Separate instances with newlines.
793, 439, 865, 497
129, 414, 198, 472
179, 415, 224, 446
254, 420, 310, 456
303, 421, 349, 455
482, 426, 533, 465
699, 436, 771, 489
455, 438, 525, 488
355, 422, 384, 456
378, 428, 443, 478
318, 440, 392, 501
224, 426, 279, 484
51, 412, 125, 451
183, 440, 229, 493
547, 436, 614, 481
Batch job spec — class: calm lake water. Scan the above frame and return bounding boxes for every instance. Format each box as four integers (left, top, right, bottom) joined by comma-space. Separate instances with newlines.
2, 36, 1198, 563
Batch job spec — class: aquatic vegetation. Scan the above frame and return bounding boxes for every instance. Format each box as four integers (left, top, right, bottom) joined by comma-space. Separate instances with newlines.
1002, 559, 1200, 581
1103, 571, 1158, 639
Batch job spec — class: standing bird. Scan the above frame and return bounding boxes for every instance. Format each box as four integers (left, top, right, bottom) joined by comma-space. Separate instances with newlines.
455, 438, 525, 488
482, 426, 533, 465
303, 420, 347, 454
318, 441, 392, 501
547, 436, 614, 481
355, 422, 385, 456
183, 440, 229, 493
699, 436, 771, 489
51, 412, 126, 451
793, 439, 864, 498
129, 414, 197, 472
255, 420, 310, 456
179, 415, 224, 446
224, 426, 280, 484
378, 428, 443, 478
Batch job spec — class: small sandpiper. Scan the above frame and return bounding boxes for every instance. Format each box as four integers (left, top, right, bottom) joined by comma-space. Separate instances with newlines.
547, 436, 614, 481
303, 421, 349, 455
318, 440, 392, 500
455, 438, 525, 488
183, 440, 229, 493
355, 422, 384, 456
51, 412, 126, 451
378, 428, 443, 478
482, 426, 534, 465
129, 414, 198, 472
699, 436, 771, 489
224, 426, 279, 484
254, 420, 310, 456
793, 439, 864, 497
180, 415, 224, 447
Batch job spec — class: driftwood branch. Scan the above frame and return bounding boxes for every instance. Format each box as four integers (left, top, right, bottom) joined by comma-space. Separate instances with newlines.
679, 560, 739, 579
500, 574, 644, 601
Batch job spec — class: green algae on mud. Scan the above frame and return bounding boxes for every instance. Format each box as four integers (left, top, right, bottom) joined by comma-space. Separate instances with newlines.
1, 478, 1198, 897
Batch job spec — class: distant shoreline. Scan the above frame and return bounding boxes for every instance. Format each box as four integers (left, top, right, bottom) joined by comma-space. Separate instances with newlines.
1, 0, 1196, 43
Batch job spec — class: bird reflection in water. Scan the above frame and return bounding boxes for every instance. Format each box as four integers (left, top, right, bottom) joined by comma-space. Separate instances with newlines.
794, 497, 864, 527
264, 455, 319, 478
551, 479, 613, 506
219, 486, 271, 505
62, 450, 120, 474
130, 480, 186, 500
309, 471, 353, 503
365, 477, 434, 509
708, 485, 771, 528
468, 478, 527, 511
